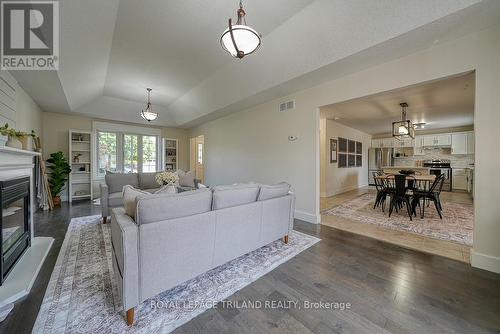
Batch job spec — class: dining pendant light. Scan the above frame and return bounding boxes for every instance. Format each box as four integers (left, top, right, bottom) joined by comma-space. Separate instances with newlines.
220, 0, 262, 59
392, 102, 415, 139
140, 88, 158, 122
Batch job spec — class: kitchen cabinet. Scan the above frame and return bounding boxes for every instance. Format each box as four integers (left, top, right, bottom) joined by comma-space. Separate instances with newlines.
451, 131, 474, 155
452, 168, 467, 190
371, 137, 394, 148
394, 137, 414, 147
423, 134, 451, 147
466, 132, 475, 154
413, 136, 425, 155
451, 133, 467, 154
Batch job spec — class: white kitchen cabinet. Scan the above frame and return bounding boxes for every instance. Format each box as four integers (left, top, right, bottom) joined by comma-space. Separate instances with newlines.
423, 134, 452, 147
451, 133, 467, 155
371, 138, 381, 148
466, 132, 475, 154
451, 131, 474, 155
372, 137, 394, 148
381, 138, 394, 148
413, 136, 425, 155
452, 168, 467, 190
394, 137, 413, 147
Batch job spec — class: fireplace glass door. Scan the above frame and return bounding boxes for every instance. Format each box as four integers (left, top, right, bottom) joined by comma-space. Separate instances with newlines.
1, 177, 31, 283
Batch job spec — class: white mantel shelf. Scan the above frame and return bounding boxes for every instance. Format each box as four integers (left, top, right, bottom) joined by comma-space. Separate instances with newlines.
0, 146, 40, 156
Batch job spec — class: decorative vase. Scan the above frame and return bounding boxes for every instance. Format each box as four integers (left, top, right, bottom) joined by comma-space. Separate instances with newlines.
20, 137, 29, 150
164, 183, 177, 194
0, 135, 7, 147
6, 136, 22, 149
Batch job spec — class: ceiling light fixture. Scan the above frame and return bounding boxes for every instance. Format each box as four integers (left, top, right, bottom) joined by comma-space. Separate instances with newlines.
220, 0, 262, 59
140, 88, 158, 122
414, 122, 426, 130
392, 102, 415, 139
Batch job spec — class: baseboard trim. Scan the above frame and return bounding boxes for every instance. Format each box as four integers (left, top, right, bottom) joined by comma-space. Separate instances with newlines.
324, 183, 368, 197
294, 210, 319, 224
471, 250, 500, 274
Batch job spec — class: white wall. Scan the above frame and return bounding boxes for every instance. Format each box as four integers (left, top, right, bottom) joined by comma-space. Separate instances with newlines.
0, 71, 43, 140
189, 23, 500, 273
321, 120, 371, 197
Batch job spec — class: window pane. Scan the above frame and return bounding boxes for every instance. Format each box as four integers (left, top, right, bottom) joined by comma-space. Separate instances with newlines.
142, 136, 157, 172
197, 143, 203, 164
124, 135, 139, 173
97, 132, 117, 177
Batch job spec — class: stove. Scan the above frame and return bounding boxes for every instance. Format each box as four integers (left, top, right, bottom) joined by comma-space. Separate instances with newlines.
423, 159, 452, 191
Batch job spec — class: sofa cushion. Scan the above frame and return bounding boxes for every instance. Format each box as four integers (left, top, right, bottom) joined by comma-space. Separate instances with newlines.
122, 185, 151, 217
138, 172, 159, 190
177, 170, 196, 188
135, 188, 212, 224
106, 173, 139, 193
108, 192, 123, 207
258, 182, 291, 201
212, 183, 260, 210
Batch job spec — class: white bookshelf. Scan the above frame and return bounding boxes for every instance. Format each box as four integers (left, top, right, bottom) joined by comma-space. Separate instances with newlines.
163, 138, 178, 171
69, 130, 93, 201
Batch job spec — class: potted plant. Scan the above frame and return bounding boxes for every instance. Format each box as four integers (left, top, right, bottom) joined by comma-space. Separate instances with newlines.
46, 151, 72, 207
0, 123, 22, 149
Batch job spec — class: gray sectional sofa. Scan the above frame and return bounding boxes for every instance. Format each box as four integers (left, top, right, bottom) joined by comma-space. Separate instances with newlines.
100, 172, 199, 223
110, 182, 294, 325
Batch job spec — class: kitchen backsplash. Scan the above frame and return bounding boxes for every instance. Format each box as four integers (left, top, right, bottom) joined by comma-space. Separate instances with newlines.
394, 147, 474, 168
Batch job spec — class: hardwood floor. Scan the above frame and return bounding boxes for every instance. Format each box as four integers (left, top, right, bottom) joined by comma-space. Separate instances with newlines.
321, 187, 472, 263
1, 201, 499, 333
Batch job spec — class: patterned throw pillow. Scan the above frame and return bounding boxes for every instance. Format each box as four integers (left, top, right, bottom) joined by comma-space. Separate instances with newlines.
176, 170, 196, 188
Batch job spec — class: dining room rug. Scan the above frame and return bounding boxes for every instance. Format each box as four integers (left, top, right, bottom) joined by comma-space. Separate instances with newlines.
322, 193, 473, 246
32, 215, 320, 334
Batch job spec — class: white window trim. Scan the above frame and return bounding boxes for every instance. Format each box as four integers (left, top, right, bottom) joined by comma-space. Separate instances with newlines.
93, 121, 162, 179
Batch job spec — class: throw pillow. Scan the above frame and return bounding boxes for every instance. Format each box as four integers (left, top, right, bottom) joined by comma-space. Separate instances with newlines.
122, 185, 151, 217
177, 169, 196, 188
257, 182, 291, 201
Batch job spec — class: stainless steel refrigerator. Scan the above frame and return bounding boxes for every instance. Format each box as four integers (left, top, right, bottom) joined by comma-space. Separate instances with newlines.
368, 148, 394, 185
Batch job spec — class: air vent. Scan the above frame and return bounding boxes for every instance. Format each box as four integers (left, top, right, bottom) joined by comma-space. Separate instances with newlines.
279, 100, 295, 112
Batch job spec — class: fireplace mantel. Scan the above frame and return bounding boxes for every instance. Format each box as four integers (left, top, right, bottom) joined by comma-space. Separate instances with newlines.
0, 146, 53, 312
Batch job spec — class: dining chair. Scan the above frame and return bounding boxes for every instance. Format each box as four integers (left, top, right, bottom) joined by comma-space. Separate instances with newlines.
373, 172, 387, 211
388, 174, 413, 220
412, 173, 445, 219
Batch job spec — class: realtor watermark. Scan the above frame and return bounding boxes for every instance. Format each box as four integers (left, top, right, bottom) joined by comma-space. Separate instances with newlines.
151, 299, 352, 311
1, 1, 59, 70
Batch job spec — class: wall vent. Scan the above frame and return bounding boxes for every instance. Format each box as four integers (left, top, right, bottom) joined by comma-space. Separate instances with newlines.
279, 100, 295, 112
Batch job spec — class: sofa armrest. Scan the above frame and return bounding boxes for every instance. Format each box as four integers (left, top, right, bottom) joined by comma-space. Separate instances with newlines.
100, 183, 109, 218
110, 208, 139, 310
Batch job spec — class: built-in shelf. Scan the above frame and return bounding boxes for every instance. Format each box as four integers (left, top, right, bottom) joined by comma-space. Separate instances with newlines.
69, 130, 92, 202
71, 181, 90, 185
163, 138, 178, 171
72, 194, 91, 199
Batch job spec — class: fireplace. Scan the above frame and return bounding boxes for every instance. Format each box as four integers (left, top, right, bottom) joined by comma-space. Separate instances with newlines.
0, 177, 31, 284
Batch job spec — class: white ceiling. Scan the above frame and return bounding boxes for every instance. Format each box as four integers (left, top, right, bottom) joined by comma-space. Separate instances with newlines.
10, 0, 500, 127
320, 71, 475, 135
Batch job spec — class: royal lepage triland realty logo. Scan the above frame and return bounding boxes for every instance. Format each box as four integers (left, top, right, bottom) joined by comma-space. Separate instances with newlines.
1, 1, 59, 70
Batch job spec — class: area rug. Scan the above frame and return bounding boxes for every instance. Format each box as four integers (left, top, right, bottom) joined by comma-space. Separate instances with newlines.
322, 193, 473, 246
32, 215, 319, 334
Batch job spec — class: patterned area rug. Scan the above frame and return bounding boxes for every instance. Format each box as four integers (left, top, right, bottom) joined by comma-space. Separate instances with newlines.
322, 193, 473, 246
33, 215, 319, 333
